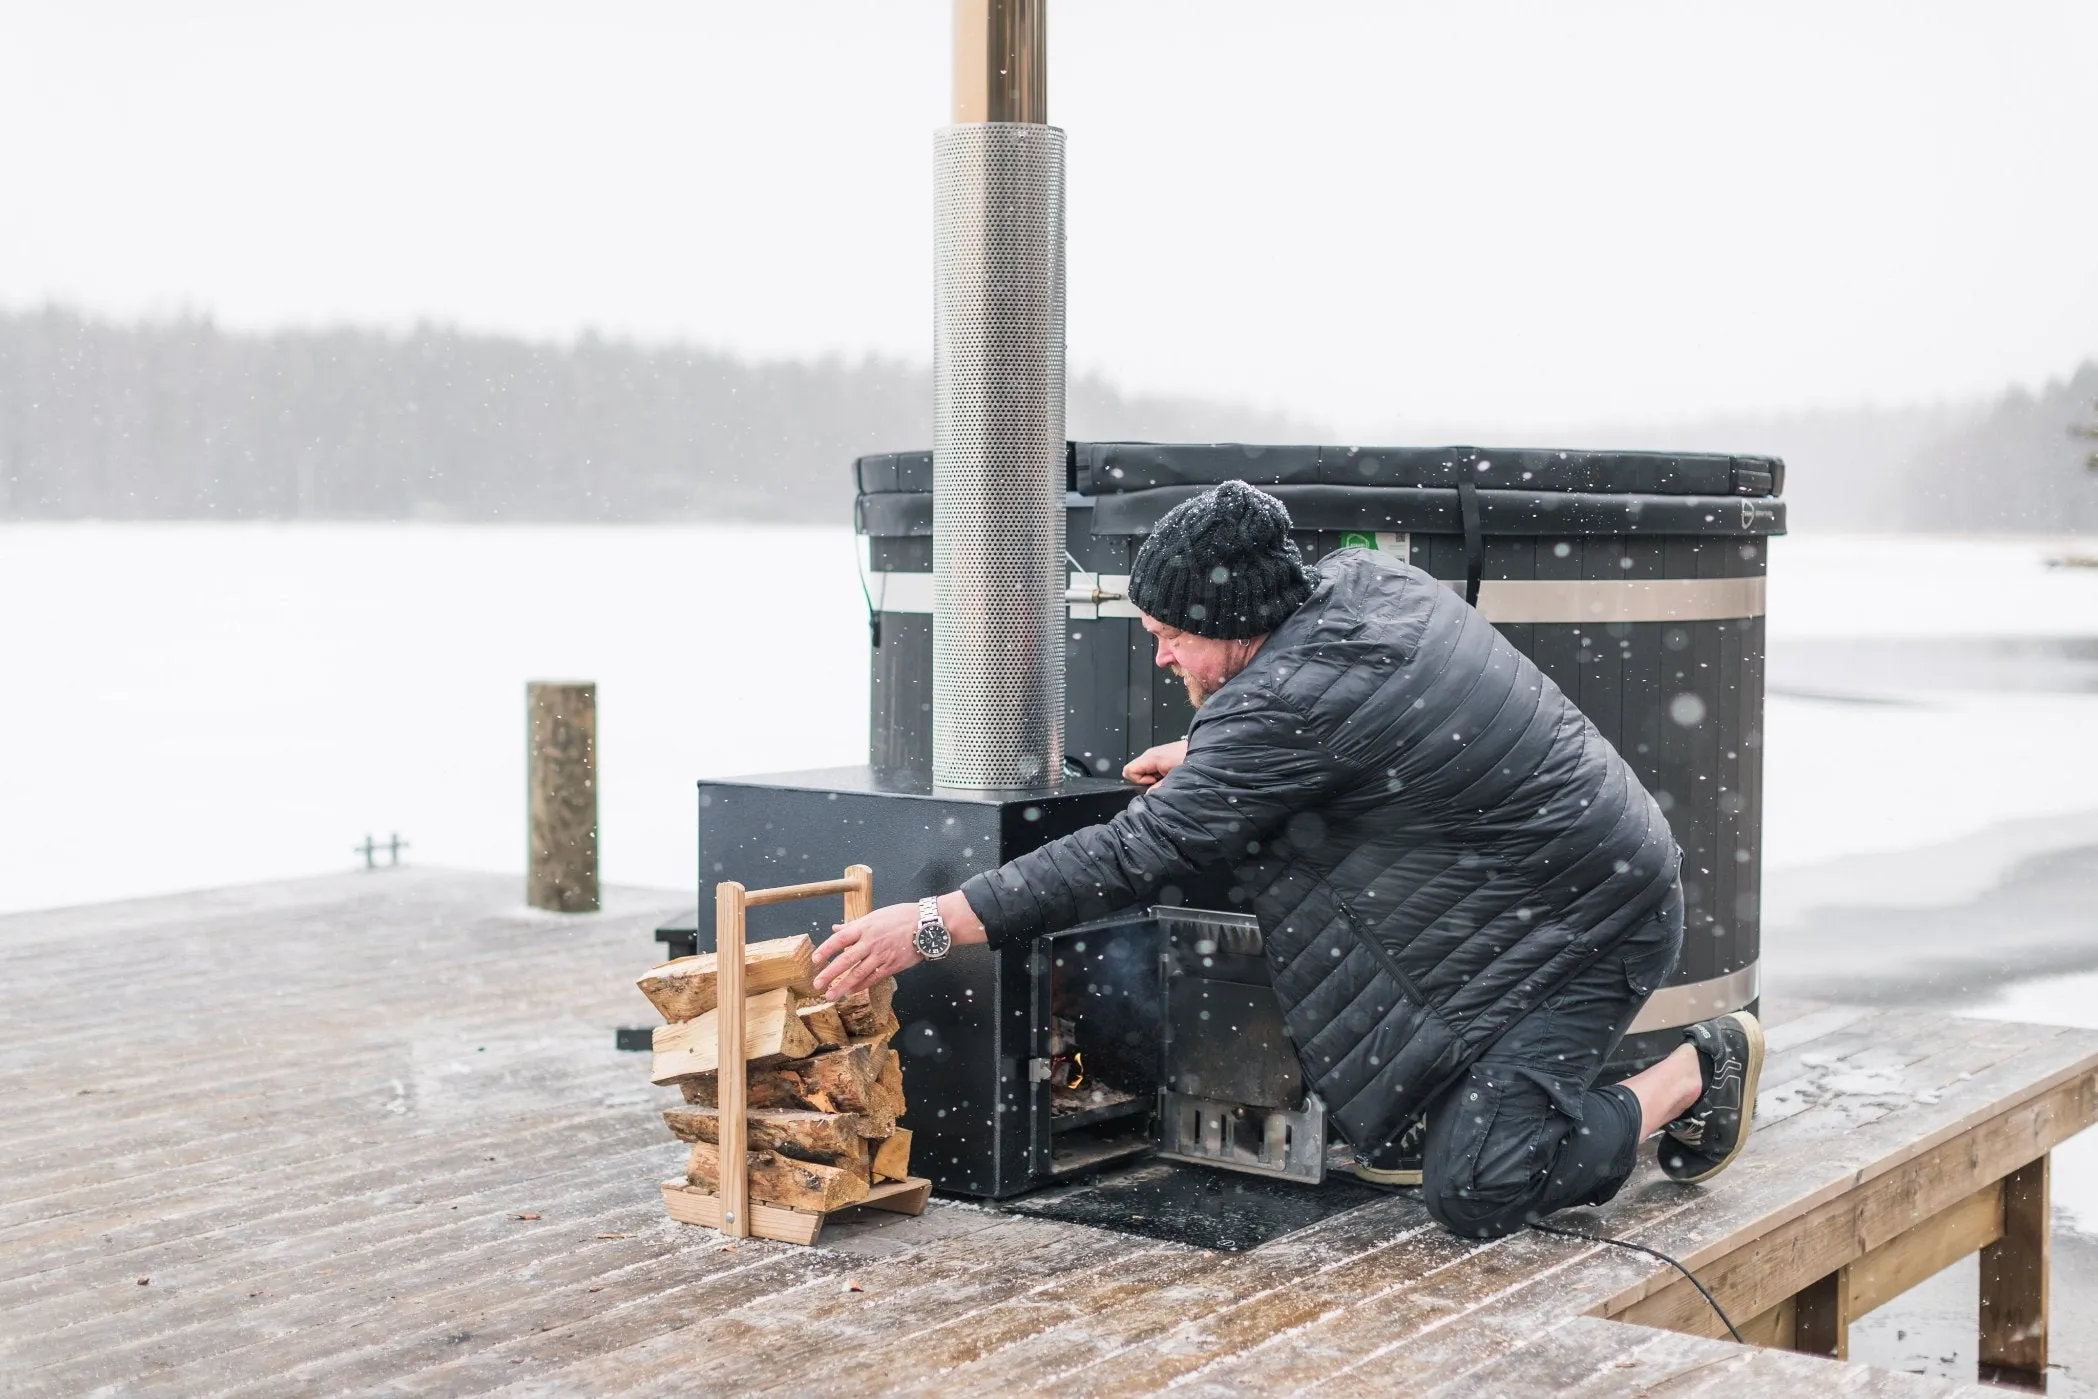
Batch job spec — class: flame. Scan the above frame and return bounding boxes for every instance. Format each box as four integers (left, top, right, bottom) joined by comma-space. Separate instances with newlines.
1068, 1052, 1086, 1089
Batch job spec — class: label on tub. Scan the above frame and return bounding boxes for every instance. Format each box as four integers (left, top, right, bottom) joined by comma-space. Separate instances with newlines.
1338, 532, 1409, 561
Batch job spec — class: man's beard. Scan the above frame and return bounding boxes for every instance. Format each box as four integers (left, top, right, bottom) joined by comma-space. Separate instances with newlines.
1174, 665, 1211, 708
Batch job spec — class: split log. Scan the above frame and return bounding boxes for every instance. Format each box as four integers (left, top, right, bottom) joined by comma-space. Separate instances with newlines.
681, 1070, 825, 1112
837, 978, 898, 1039
871, 1127, 913, 1183
811, 1037, 897, 1137
795, 1000, 849, 1047
847, 1091, 896, 1138
686, 1140, 869, 1213
878, 1048, 907, 1119
650, 988, 816, 1085
663, 1105, 864, 1167
680, 1034, 896, 1135
855, 1009, 901, 1042
637, 935, 816, 1023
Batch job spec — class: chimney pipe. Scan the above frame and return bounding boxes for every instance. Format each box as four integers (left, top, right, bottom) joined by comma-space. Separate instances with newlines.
932, 0, 1066, 789
951, 0, 1047, 123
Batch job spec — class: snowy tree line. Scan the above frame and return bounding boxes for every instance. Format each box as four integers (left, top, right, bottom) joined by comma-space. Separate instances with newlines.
0, 307, 1316, 523
1895, 361, 2098, 533
0, 305, 2092, 530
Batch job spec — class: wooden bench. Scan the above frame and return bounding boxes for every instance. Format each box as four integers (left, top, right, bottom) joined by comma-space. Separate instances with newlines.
1593, 1004, 2078, 1388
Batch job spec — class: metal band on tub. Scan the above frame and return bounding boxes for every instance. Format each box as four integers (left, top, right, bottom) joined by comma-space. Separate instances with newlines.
871, 572, 1766, 625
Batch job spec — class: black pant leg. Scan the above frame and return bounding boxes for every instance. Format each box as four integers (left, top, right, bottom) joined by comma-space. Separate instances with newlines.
1418, 895, 1684, 1239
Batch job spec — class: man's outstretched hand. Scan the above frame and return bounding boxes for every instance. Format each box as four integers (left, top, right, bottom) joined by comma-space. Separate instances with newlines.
813, 890, 989, 998
812, 902, 921, 998
1123, 739, 1188, 787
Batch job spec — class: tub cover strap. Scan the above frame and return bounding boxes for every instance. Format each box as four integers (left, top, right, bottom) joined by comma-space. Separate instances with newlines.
1458, 476, 1484, 608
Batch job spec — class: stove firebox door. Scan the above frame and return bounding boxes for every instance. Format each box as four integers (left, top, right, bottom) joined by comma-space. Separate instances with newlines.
1033, 914, 1166, 1182
1165, 979, 1301, 1109
1156, 908, 1327, 1184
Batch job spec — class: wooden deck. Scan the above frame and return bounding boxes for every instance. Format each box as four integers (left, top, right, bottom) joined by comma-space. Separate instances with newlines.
4, 870, 2093, 1396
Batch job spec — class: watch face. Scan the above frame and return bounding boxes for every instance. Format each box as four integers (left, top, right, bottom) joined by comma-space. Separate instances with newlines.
914, 921, 952, 959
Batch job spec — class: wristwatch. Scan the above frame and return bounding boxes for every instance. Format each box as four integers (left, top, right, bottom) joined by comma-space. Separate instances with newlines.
914, 896, 954, 961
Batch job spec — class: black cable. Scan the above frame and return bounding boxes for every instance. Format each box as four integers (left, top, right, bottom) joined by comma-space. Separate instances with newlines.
1527, 1221, 1742, 1344
854, 542, 881, 649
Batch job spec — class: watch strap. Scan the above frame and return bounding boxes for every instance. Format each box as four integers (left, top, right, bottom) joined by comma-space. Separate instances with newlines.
915, 896, 951, 959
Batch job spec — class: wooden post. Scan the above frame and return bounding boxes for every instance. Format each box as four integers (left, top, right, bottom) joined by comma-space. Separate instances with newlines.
844, 863, 874, 923
527, 682, 598, 913
1980, 1154, 2049, 1390
714, 881, 750, 1239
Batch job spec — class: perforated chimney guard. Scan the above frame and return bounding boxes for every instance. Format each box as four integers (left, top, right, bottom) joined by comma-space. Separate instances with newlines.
931, 121, 1067, 789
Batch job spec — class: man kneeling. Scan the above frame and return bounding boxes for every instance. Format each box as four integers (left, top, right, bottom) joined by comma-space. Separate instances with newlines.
815, 481, 1763, 1238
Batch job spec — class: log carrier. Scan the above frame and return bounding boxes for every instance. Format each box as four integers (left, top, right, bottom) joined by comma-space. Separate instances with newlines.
646, 874, 933, 1242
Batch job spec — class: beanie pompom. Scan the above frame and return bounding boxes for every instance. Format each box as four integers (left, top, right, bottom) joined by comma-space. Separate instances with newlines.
1126, 480, 1316, 638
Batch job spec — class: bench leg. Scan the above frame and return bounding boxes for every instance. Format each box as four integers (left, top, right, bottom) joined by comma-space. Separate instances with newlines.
1979, 1154, 2049, 1391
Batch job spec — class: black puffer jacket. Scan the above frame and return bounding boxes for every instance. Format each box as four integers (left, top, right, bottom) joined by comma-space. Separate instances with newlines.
960, 550, 1681, 1147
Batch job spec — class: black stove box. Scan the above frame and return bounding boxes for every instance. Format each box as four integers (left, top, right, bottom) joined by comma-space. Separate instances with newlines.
676, 765, 1139, 1197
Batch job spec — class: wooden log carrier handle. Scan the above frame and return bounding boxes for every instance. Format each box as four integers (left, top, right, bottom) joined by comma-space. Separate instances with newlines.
712, 864, 874, 1239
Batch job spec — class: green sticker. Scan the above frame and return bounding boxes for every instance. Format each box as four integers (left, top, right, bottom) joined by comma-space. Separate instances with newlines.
1341, 532, 1375, 550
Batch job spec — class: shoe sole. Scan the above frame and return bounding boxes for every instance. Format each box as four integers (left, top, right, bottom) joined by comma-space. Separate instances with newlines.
1353, 1164, 1423, 1188
1672, 1010, 1765, 1185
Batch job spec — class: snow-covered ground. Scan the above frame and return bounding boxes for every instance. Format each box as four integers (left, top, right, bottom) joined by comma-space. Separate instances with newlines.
0, 521, 870, 915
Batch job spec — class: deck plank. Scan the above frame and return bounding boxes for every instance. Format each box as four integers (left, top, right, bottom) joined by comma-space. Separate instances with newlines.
1411, 1317, 1993, 1398
907, 1198, 1451, 1391
419, 1218, 1095, 1399
1, 1143, 668, 1347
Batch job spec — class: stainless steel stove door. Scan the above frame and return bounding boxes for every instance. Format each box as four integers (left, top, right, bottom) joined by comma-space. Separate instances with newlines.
1153, 907, 1327, 1184
1165, 978, 1301, 1108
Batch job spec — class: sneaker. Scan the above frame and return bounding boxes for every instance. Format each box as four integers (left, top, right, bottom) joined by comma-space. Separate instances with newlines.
1659, 1011, 1765, 1184
1353, 1117, 1426, 1188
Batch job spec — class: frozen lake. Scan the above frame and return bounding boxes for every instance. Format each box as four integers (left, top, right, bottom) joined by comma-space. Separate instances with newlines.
1, 521, 871, 916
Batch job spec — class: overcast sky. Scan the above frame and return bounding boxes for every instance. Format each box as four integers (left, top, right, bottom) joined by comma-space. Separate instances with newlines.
3, 1, 2093, 434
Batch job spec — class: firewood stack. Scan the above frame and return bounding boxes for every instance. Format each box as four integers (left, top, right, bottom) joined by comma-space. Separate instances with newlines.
639, 932, 921, 1235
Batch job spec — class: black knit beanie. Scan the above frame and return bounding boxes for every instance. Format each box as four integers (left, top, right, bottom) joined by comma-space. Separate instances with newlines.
1126, 480, 1317, 638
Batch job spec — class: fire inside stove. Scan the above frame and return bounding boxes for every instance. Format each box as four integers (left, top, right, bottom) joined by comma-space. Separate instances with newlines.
1049, 1017, 1143, 1120
1045, 922, 1164, 1174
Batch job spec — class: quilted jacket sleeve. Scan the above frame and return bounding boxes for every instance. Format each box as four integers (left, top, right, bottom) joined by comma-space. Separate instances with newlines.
960, 686, 1348, 947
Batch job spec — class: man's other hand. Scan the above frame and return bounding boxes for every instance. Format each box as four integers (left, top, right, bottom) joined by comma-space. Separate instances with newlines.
812, 902, 922, 998
1123, 739, 1189, 787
